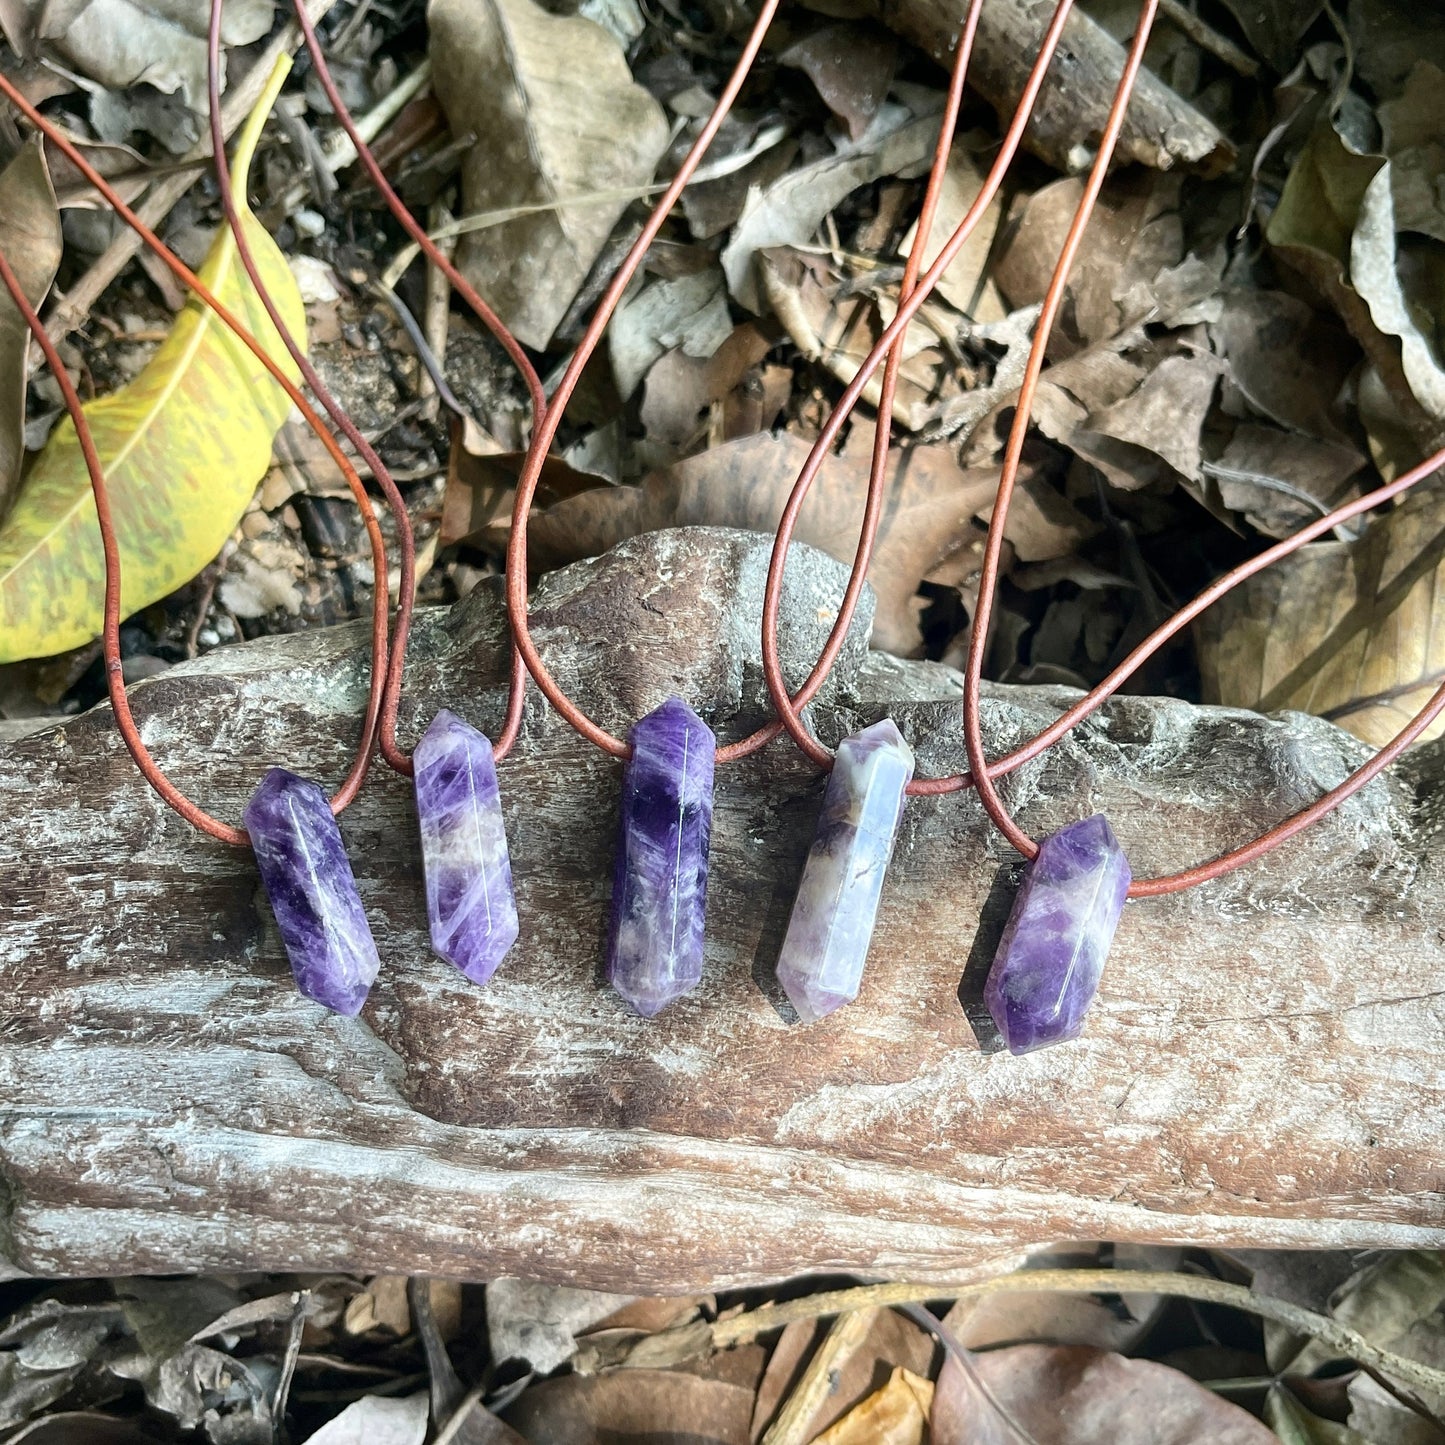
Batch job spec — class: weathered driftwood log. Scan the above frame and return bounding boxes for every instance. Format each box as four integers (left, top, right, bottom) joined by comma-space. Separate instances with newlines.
873, 0, 1234, 175
1, 528, 1442, 1291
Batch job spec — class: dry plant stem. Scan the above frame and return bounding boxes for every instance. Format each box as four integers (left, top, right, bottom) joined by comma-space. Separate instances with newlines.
702, 1273, 1445, 1400
760, 1306, 880, 1445
42, 0, 339, 345
0, 67, 393, 846
287, 0, 544, 764
271, 58, 433, 218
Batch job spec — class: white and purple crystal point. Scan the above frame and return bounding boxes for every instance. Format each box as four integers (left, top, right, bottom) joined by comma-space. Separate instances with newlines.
983, 813, 1130, 1055
243, 768, 381, 1016
413, 709, 519, 985
606, 696, 715, 1017
776, 718, 914, 1023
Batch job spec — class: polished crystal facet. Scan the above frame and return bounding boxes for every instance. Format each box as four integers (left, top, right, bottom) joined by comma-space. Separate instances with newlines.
606, 696, 715, 1017
776, 719, 914, 1023
983, 813, 1131, 1055
413, 709, 519, 985
244, 768, 381, 1015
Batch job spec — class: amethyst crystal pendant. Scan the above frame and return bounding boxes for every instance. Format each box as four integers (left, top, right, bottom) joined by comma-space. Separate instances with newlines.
983, 814, 1131, 1055
606, 697, 715, 1017
243, 768, 382, 1016
413, 709, 519, 985
776, 719, 914, 1023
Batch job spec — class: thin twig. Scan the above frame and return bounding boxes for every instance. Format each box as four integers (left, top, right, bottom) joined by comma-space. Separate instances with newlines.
378, 122, 788, 288
1157, 0, 1259, 76
698, 1272, 1445, 1399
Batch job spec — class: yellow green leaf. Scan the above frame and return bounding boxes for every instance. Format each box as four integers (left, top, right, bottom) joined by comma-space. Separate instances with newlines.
0, 57, 304, 663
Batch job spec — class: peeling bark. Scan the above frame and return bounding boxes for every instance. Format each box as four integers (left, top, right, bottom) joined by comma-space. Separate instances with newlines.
0, 528, 1441, 1290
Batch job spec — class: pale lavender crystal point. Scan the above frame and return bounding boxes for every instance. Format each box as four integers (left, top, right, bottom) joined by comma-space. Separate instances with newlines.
413, 709, 519, 985
243, 768, 381, 1016
983, 814, 1131, 1055
606, 697, 715, 1017
776, 719, 914, 1023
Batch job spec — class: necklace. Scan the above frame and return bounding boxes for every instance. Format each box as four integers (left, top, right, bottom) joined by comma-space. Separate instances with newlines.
759, 0, 1445, 1050
209, 2, 551, 988
0, 67, 402, 1016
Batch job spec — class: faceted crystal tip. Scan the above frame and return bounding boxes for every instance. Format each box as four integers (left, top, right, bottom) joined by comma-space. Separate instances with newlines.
607, 696, 715, 1017
243, 768, 381, 1016
983, 813, 1131, 1055
776, 717, 914, 1024
413, 709, 519, 986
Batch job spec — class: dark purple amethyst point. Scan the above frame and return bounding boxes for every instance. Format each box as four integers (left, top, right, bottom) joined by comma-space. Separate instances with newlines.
243, 768, 381, 1016
413, 710, 519, 985
983, 813, 1130, 1055
606, 696, 715, 1017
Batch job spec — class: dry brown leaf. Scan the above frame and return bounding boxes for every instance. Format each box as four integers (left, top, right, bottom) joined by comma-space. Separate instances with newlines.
778, 22, 897, 142
811, 1367, 932, 1445
929, 1344, 1279, 1444
1196, 479, 1445, 747
1380, 62, 1445, 243
897, 141, 1006, 323
992, 172, 1183, 352
722, 107, 938, 312
503, 1368, 753, 1444
483, 429, 1003, 653
610, 268, 733, 400
19, 0, 273, 114
638, 322, 776, 448
441, 418, 615, 545
429, 0, 669, 349
1265, 114, 1445, 470
342, 1276, 411, 1337
751, 1306, 936, 1443
303, 1394, 429, 1445
1076, 351, 1222, 485
486, 1279, 638, 1375
0, 137, 60, 522
758, 246, 950, 430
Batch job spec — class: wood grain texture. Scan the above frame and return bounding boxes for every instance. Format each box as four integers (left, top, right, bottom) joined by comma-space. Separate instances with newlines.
1, 527, 1442, 1291
873, 0, 1234, 176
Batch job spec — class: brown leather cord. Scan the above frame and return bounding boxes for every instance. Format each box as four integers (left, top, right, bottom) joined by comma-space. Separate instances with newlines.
285, 0, 548, 764
502, 0, 795, 762
756, 0, 1445, 898
211, 0, 546, 772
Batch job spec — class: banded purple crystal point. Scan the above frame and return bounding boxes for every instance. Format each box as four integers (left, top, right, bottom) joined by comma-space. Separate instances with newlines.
983, 813, 1131, 1055
606, 696, 715, 1017
243, 768, 381, 1016
776, 719, 914, 1023
413, 709, 519, 985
